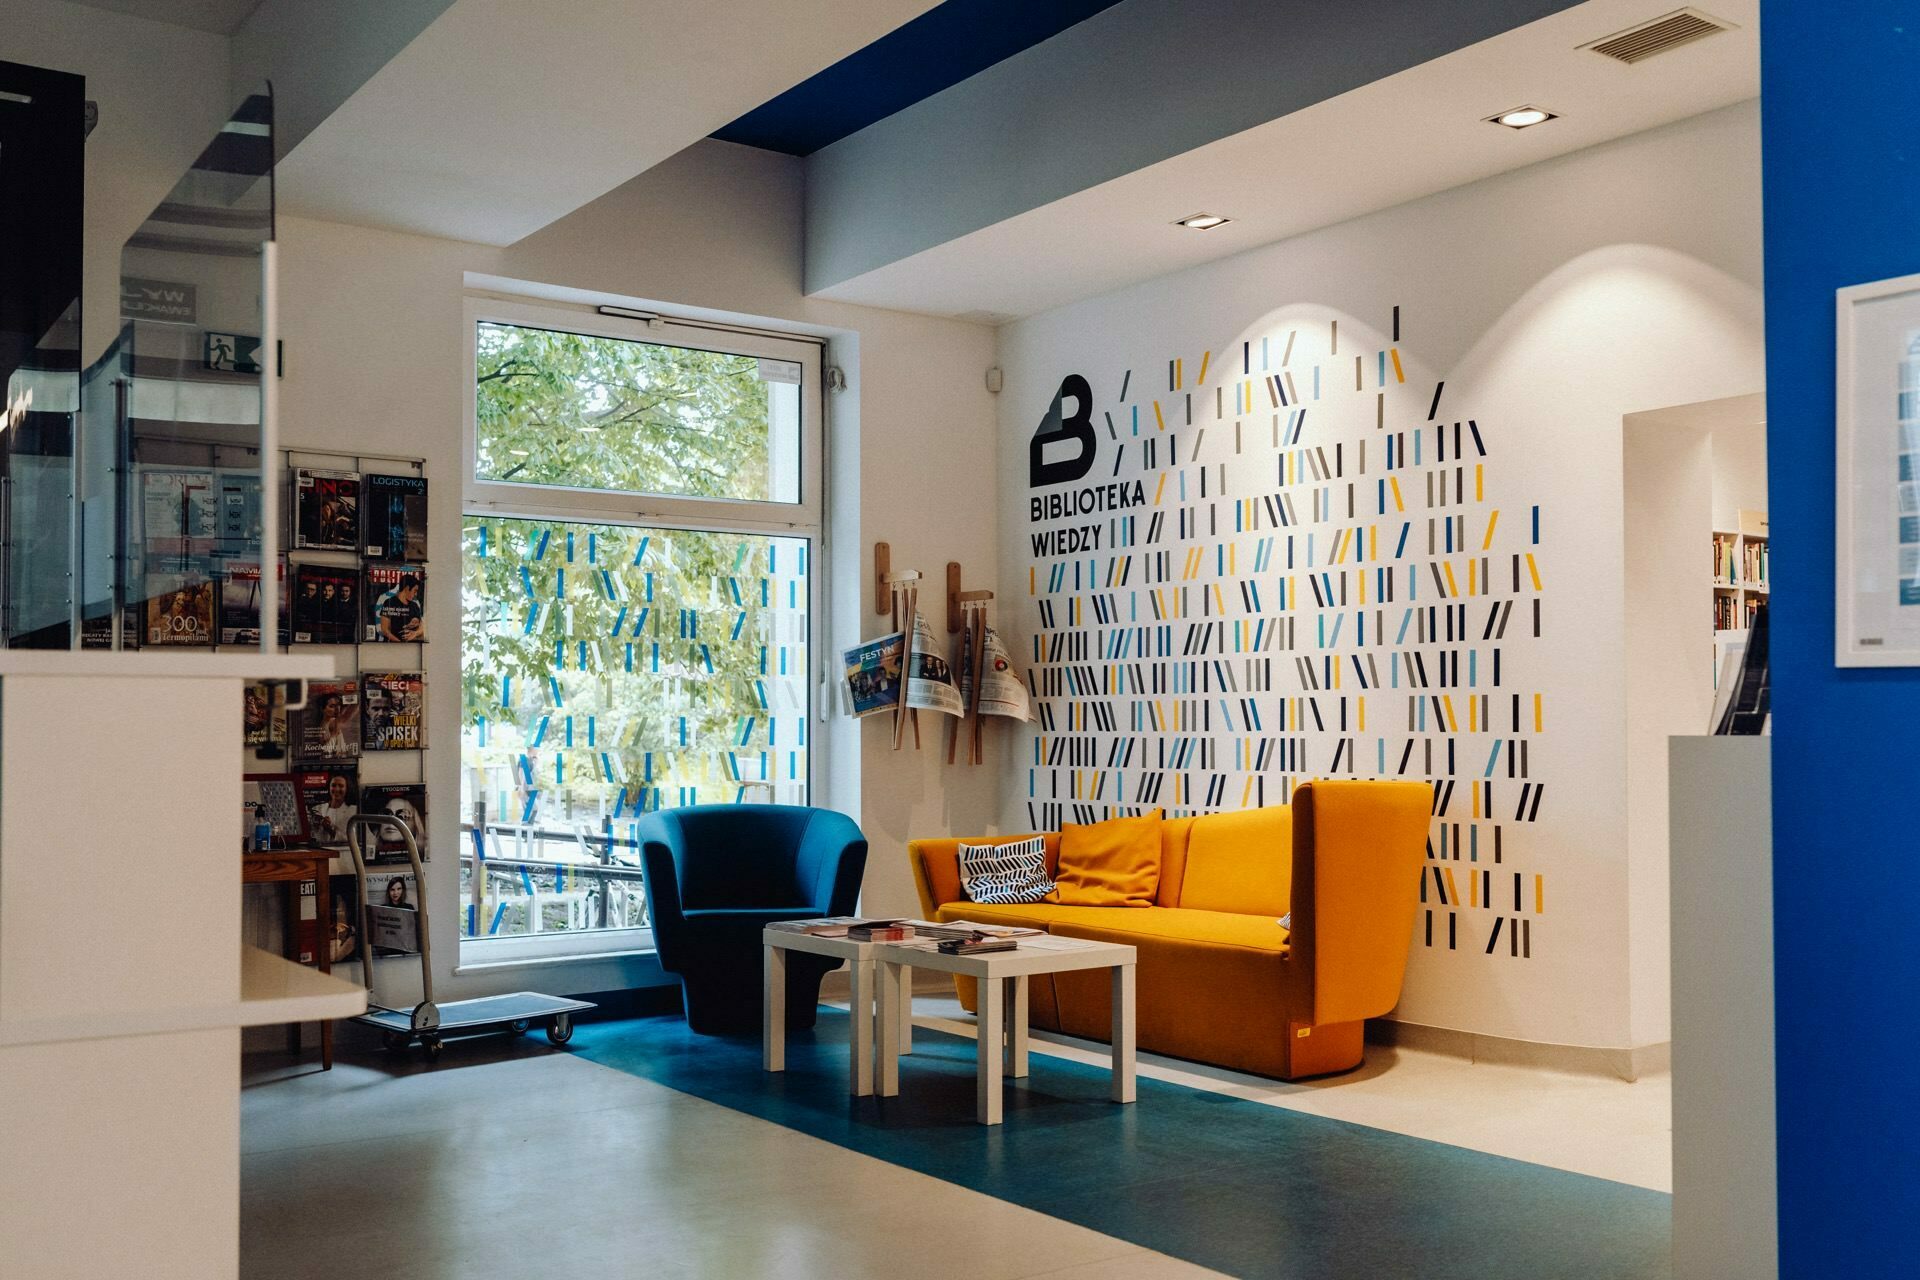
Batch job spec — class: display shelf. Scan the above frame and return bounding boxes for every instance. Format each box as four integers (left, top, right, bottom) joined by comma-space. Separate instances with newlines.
0, 947, 364, 1048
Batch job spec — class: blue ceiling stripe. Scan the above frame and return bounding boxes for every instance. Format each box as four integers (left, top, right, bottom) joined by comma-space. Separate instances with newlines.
711, 0, 1127, 157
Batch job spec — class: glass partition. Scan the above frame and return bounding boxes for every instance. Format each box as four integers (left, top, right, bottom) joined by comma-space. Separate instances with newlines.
79, 84, 276, 649
1, 60, 85, 648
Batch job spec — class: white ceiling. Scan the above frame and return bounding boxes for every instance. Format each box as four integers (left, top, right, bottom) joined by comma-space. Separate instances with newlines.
811, 0, 1760, 321
63, 0, 262, 35
273, 0, 938, 246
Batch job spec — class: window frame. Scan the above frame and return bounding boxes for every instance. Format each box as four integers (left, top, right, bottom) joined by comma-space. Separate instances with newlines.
459, 295, 827, 962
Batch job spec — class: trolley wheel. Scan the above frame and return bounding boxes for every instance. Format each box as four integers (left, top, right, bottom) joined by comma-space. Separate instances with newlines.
382, 1030, 411, 1054
510, 1019, 531, 1035
546, 1014, 574, 1046
422, 1035, 444, 1062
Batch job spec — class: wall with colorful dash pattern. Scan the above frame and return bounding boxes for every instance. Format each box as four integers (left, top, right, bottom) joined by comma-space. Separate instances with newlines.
995, 102, 1764, 1048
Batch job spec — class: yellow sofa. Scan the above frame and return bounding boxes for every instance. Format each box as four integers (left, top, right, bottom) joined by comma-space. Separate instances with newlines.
907, 780, 1432, 1080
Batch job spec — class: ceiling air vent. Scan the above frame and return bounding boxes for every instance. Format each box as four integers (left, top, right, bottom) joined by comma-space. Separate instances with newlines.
1581, 8, 1734, 64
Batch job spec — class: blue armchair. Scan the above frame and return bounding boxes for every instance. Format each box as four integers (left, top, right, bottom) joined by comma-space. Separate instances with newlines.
638, 805, 868, 1035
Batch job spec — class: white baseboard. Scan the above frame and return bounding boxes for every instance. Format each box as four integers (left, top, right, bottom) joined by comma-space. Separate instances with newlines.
1369, 1020, 1671, 1082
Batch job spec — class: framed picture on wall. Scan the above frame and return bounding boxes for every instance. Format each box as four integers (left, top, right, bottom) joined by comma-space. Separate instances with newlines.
1837, 270, 1920, 665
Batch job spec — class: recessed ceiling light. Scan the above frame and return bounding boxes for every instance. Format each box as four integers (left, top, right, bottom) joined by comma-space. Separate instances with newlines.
1175, 213, 1232, 231
1487, 105, 1558, 129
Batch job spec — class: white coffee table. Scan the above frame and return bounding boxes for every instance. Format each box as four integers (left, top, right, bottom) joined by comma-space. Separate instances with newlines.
873, 935, 1136, 1125
761, 927, 913, 1097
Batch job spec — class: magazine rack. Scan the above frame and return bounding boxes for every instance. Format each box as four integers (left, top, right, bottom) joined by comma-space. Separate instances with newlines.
885, 570, 923, 751
948, 591, 996, 765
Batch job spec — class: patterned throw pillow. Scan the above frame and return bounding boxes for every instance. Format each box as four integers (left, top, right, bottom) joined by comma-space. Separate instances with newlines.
958, 836, 1054, 905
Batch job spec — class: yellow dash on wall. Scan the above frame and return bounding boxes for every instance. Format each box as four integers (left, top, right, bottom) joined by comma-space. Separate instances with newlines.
1475, 464, 1484, 503
1470, 872, 1478, 908
1468, 696, 1478, 733
1358, 696, 1367, 732
1359, 572, 1368, 606
1444, 866, 1461, 907
1389, 477, 1405, 512
1175, 358, 1183, 389
1525, 552, 1543, 591
1368, 524, 1378, 561
1533, 693, 1544, 733
1442, 695, 1457, 731
1029, 566, 1036, 595
1468, 559, 1477, 596
1196, 351, 1211, 386
1154, 473, 1168, 506
1442, 562, 1460, 597
1389, 348, 1406, 383
1153, 400, 1167, 431
1482, 509, 1500, 551
1242, 777, 1255, 808
1472, 783, 1481, 819
1535, 874, 1545, 915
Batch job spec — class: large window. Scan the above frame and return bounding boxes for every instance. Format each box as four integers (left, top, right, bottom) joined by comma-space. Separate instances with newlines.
461, 300, 820, 956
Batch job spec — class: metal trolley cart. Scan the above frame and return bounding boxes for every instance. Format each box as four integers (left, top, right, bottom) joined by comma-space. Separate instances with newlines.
347, 814, 595, 1061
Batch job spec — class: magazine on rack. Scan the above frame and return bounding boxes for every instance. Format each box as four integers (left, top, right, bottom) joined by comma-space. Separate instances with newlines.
143, 565, 215, 646
842, 633, 904, 718
291, 563, 360, 644
975, 626, 1031, 721
295, 680, 362, 762
292, 468, 361, 551
361, 671, 426, 751
140, 468, 218, 558
359, 784, 428, 861
363, 564, 426, 642
363, 473, 428, 561
219, 558, 287, 645
904, 611, 962, 716
296, 768, 358, 847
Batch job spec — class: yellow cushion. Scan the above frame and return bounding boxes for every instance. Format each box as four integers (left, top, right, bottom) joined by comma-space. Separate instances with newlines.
1176, 805, 1292, 917
1052, 810, 1162, 907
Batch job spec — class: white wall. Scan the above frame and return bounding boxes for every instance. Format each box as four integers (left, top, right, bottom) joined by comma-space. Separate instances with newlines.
11, 0, 1000, 1005
1622, 418, 1713, 1049
261, 141, 997, 1004
993, 102, 1765, 1049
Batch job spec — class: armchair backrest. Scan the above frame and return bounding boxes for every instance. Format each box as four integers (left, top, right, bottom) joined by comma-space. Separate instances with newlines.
638, 805, 867, 920
1287, 780, 1432, 1026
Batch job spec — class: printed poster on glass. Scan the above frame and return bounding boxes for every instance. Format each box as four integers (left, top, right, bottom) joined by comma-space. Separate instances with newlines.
1838, 271, 1920, 664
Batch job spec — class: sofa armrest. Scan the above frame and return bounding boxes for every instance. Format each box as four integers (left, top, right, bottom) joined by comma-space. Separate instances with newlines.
906, 839, 964, 917
1289, 780, 1433, 1026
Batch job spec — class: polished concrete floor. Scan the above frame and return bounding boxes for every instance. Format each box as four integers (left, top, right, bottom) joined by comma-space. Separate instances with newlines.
242, 1004, 1671, 1279
241, 1041, 1225, 1280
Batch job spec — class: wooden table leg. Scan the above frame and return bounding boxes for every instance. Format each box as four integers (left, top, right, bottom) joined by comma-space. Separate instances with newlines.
977, 974, 1004, 1125
315, 870, 333, 1071
281, 881, 301, 1056
849, 957, 875, 1098
1110, 963, 1136, 1104
762, 943, 786, 1072
1007, 975, 1029, 1078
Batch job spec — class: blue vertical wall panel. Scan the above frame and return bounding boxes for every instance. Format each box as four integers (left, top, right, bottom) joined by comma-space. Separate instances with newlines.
1762, 3, 1920, 1274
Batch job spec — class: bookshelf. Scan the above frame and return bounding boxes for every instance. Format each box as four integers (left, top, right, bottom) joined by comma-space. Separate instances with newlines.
1712, 509, 1768, 688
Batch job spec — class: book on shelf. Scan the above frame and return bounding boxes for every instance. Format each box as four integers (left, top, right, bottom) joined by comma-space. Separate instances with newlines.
361, 671, 426, 751
363, 563, 426, 642
363, 473, 428, 562
292, 468, 361, 551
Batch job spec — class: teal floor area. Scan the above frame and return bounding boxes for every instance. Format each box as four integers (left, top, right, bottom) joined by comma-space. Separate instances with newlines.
573, 1009, 1671, 1280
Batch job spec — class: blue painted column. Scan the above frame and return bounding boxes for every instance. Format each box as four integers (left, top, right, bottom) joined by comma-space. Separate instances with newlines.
1762, 3, 1920, 1275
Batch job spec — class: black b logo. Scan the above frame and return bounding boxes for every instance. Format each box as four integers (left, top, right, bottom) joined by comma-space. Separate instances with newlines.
1030, 374, 1096, 488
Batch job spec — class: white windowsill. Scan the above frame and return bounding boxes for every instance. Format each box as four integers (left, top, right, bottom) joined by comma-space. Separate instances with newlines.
454, 928, 660, 975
